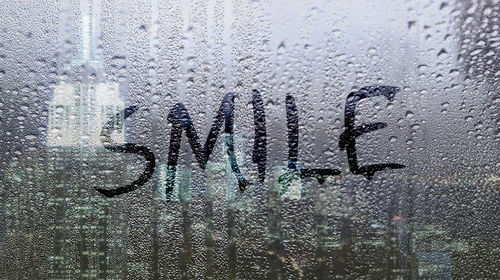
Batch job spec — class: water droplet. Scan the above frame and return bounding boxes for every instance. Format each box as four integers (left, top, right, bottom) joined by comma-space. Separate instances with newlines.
437, 48, 448, 59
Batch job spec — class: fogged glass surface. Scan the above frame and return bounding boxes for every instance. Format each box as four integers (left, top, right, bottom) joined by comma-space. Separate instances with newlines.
0, 0, 498, 279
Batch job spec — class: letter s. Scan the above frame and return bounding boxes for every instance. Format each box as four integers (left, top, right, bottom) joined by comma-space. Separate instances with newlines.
95, 106, 156, 198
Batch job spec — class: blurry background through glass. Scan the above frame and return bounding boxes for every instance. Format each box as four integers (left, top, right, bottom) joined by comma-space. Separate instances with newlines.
0, 0, 498, 279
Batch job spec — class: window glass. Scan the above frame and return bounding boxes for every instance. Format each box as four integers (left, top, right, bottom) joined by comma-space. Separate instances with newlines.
0, 0, 498, 279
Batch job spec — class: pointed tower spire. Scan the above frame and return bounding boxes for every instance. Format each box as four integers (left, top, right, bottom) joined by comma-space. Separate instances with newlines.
79, 0, 104, 68
48, 0, 125, 147
82, 13, 90, 62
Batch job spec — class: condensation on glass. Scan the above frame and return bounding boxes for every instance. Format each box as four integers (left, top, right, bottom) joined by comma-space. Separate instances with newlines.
0, 0, 498, 279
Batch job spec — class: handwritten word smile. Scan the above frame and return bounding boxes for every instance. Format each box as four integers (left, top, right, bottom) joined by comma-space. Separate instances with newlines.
96, 85, 405, 198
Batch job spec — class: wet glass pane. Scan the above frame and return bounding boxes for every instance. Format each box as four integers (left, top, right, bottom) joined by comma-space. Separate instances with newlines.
0, 0, 498, 279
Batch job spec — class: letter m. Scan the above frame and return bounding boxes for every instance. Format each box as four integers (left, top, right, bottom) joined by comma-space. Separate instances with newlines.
165, 92, 248, 199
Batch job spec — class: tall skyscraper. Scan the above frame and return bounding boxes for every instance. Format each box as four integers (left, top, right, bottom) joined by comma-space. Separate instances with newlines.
43, 2, 127, 278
